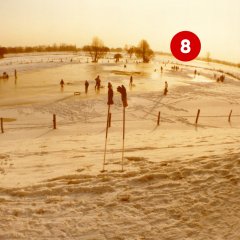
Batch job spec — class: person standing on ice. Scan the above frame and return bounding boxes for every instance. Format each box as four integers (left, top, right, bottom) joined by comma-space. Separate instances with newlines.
95, 75, 100, 91
164, 81, 168, 95
129, 75, 133, 87
85, 80, 89, 94
60, 79, 65, 88
14, 69, 17, 79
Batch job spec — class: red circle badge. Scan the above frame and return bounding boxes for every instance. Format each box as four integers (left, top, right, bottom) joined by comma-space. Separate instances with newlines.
170, 31, 201, 61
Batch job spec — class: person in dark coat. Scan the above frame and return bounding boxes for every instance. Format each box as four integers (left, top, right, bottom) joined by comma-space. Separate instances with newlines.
85, 80, 89, 94
129, 76, 133, 87
164, 81, 168, 95
95, 75, 100, 91
60, 79, 64, 88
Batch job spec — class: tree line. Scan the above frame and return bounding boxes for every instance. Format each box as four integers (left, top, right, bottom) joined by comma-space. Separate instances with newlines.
0, 43, 77, 57
1, 38, 238, 67
0, 37, 154, 63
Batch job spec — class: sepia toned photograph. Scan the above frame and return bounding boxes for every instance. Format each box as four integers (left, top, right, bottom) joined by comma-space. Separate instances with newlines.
0, 0, 239, 239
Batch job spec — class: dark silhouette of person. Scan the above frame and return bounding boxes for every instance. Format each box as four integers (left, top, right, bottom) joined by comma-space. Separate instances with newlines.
95, 75, 101, 91
85, 80, 89, 94
60, 79, 65, 88
117, 85, 128, 107
164, 81, 168, 95
2, 72, 9, 79
129, 76, 133, 87
14, 69, 17, 79
194, 69, 197, 77
161, 66, 163, 73
107, 82, 114, 105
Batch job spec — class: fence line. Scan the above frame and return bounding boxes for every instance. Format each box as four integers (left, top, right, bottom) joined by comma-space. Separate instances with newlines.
1, 110, 240, 133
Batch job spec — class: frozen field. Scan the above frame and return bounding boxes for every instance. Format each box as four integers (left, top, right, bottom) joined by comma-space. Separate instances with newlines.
0, 53, 240, 239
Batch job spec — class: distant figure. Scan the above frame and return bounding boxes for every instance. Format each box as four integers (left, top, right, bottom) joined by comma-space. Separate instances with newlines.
161, 66, 163, 73
60, 79, 65, 88
220, 74, 225, 82
129, 76, 133, 87
2, 72, 9, 79
194, 69, 197, 76
124, 64, 127, 68
164, 81, 168, 95
107, 82, 114, 105
95, 75, 100, 91
154, 69, 157, 72
85, 80, 89, 94
14, 69, 17, 79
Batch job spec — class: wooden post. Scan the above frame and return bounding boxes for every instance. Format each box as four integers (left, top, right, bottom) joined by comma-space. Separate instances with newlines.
103, 105, 111, 171
1, 118, 4, 133
53, 114, 56, 129
121, 107, 126, 172
195, 109, 200, 124
228, 110, 232, 122
108, 113, 111, 128
157, 111, 161, 125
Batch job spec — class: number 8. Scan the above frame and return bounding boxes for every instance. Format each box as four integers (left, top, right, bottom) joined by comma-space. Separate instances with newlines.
181, 39, 191, 54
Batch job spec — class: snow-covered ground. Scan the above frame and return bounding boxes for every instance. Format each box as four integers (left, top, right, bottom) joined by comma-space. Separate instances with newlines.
0, 53, 240, 239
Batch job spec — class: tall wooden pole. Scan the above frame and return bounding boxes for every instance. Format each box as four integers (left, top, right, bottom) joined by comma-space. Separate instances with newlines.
157, 111, 161, 126
53, 114, 56, 129
103, 105, 110, 171
195, 109, 200, 124
228, 110, 232, 122
108, 113, 112, 128
1, 118, 4, 133
121, 107, 126, 172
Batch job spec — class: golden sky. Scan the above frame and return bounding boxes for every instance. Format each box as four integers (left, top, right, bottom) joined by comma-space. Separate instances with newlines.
0, 0, 239, 62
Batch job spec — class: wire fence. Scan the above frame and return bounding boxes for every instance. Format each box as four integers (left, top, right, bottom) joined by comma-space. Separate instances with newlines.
1, 109, 240, 134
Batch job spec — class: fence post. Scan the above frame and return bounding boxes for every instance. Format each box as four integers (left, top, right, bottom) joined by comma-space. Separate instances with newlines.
195, 109, 200, 124
157, 111, 161, 125
53, 114, 56, 129
228, 110, 232, 122
1, 118, 4, 133
108, 113, 111, 128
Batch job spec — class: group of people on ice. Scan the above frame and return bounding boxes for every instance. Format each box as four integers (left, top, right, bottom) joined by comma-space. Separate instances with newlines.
59, 74, 169, 96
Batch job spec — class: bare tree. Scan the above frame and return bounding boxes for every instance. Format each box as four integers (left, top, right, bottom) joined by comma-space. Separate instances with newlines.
83, 37, 109, 63
114, 53, 122, 63
135, 40, 154, 63
125, 45, 135, 59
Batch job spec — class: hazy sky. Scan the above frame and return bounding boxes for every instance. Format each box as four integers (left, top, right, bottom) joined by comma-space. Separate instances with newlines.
0, 0, 239, 62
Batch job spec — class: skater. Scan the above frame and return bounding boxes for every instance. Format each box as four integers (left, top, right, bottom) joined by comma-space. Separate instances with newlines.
85, 80, 89, 94
194, 69, 197, 76
60, 79, 65, 88
14, 69, 17, 79
95, 75, 101, 91
129, 75, 133, 87
161, 66, 163, 73
164, 81, 168, 95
